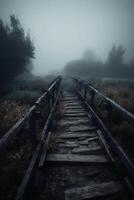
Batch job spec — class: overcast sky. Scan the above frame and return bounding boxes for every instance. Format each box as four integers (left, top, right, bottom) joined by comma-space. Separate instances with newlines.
0, 0, 134, 75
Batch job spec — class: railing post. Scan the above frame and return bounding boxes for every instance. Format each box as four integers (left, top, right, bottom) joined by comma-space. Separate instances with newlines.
46, 92, 51, 117
52, 88, 55, 105
79, 81, 81, 92
105, 102, 113, 125
90, 90, 95, 109
84, 84, 87, 99
39, 100, 46, 126
29, 111, 37, 141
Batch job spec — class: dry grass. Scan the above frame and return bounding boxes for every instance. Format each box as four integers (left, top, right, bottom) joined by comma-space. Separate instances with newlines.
0, 129, 35, 200
0, 101, 29, 138
98, 85, 134, 114
111, 121, 134, 162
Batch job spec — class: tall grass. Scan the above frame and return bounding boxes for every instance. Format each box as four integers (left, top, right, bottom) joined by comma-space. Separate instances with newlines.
0, 101, 29, 137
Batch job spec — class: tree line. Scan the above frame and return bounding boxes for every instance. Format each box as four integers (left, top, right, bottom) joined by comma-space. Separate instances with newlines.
64, 46, 134, 79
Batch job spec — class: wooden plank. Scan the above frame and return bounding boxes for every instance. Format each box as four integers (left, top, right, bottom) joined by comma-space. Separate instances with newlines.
46, 154, 109, 163
59, 142, 79, 148
64, 103, 81, 107
64, 113, 87, 117
66, 126, 96, 132
59, 120, 89, 127
64, 181, 123, 200
72, 146, 102, 155
64, 111, 87, 115
63, 105, 82, 110
58, 133, 97, 139
79, 136, 99, 145
63, 100, 80, 103
64, 108, 85, 111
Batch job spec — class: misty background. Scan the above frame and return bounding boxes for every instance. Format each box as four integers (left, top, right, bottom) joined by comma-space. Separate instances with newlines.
0, 0, 134, 75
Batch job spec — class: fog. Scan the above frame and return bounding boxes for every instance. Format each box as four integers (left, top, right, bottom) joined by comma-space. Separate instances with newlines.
0, 0, 134, 75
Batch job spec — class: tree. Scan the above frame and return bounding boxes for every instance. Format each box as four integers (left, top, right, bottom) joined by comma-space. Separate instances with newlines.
0, 15, 34, 87
106, 44, 125, 77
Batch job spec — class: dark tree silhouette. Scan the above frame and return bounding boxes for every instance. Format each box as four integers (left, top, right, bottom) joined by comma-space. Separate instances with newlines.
0, 15, 34, 86
106, 45, 125, 77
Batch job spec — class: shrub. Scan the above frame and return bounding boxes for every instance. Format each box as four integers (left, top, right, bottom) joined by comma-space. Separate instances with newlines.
0, 101, 29, 137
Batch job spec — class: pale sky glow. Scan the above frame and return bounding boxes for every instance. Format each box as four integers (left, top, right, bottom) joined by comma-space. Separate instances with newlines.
0, 0, 134, 75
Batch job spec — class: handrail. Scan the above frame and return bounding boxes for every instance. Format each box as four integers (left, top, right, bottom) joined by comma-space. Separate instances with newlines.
0, 76, 62, 154
73, 77, 134, 125
88, 85, 134, 124
73, 78, 134, 185
16, 77, 62, 200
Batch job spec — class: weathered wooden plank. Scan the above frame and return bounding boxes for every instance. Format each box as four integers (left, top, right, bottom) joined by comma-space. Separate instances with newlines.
72, 146, 102, 155
64, 181, 123, 200
63, 100, 80, 103
64, 113, 87, 117
64, 103, 82, 107
46, 154, 109, 163
58, 133, 97, 139
66, 126, 96, 132
79, 136, 99, 145
64, 107, 84, 109
60, 119, 89, 126
62, 105, 82, 110
59, 142, 79, 148
64, 111, 87, 115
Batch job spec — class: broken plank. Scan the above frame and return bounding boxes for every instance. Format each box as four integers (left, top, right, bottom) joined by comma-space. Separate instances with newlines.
79, 136, 99, 145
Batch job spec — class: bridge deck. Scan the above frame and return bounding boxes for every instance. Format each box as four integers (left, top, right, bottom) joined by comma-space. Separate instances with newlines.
27, 91, 129, 200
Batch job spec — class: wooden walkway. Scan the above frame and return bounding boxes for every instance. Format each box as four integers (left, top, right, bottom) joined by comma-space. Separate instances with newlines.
27, 91, 129, 200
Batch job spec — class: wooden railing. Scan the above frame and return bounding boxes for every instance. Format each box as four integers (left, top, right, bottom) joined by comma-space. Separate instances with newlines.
73, 78, 134, 124
16, 76, 62, 200
0, 76, 62, 156
73, 77, 134, 185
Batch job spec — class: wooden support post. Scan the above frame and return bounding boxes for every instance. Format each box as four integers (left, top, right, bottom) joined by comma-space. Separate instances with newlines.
105, 102, 113, 125
90, 90, 95, 109
84, 84, 87, 99
46, 92, 51, 117
52, 88, 55, 105
79, 81, 81, 92
29, 112, 37, 141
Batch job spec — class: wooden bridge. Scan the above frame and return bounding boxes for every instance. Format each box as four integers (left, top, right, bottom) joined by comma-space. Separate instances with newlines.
0, 76, 134, 200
